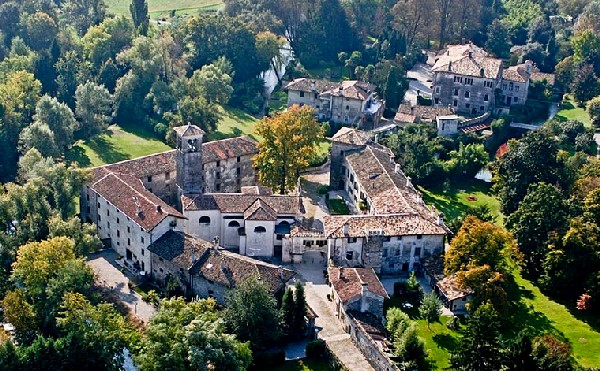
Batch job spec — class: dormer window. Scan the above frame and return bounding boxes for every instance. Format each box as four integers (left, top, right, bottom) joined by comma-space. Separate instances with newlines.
300, 91, 305, 97
147, 176, 152, 182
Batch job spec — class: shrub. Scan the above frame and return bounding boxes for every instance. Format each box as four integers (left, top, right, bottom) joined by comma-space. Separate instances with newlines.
306, 339, 327, 359
317, 185, 329, 195
394, 281, 409, 297
252, 348, 285, 369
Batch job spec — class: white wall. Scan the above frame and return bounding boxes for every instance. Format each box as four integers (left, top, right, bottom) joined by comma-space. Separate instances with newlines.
184, 209, 222, 242
244, 220, 275, 257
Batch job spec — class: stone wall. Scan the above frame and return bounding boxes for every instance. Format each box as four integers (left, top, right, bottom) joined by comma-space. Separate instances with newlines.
346, 315, 400, 371
203, 154, 256, 194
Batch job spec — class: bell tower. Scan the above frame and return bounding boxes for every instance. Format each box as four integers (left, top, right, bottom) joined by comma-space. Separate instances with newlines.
175, 123, 205, 197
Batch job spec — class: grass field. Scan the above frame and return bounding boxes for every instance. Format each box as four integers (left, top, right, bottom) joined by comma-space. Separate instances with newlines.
418, 179, 503, 226
105, 0, 223, 18
66, 125, 171, 168
556, 95, 593, 128
207, 106, 260, 141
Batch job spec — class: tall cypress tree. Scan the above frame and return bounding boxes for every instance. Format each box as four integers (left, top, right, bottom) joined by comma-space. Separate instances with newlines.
280, 287, 295, 339
293, 282, 307, 337
130, 0, 149, 36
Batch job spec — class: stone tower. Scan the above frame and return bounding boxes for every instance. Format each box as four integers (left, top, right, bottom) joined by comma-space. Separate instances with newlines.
175, 123, 205, 197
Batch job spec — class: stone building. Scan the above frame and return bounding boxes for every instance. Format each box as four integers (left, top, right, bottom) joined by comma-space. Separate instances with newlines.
432, 46, 503, 115
327, 128, 448, 274
501, 62, 532, 107
393, 103, 455, 125
328, 267, 389, 320
181, 186, 302, 259
285, 78, 385, 129
329, 127, 372, 190
148, 230, 295, 304
80, 125, 260, 276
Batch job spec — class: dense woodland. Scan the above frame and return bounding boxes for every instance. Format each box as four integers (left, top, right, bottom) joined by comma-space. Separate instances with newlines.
0, 0, 599, 369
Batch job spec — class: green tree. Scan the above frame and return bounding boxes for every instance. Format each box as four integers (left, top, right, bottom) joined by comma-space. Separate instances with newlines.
55, 50, 82, 108
280, 287, 295, 339
254, 105, 323, 194
495, 130, 561, 215
30, 95, 78, 152
18, 121, 61, 158
451, 303, 503, 371
572, 63, 598, 105
386, 307, 410, 341
588, 96, 600, 128
189, 63, 234, 104
130, 0, 149, 36
61, 0, 107, 35
507, 183, 567, 277
394, 323, 428, 369
531, 334, 574, 370
48, 215, 102, 256
445, 143, 489, 179
293, 282, 307, 337
419, 293, 443, 330
75, 81, 113, 138
137, 297, 251, 371
23, 12, 59, 51
383, 65, 403, 113
485, 20, 511, 58
225, 275, 281, 351
16, 148, 55, 183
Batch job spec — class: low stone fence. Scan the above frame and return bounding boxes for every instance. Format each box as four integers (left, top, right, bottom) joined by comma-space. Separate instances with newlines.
344, 313, 400, 371
458, 111, 491, 128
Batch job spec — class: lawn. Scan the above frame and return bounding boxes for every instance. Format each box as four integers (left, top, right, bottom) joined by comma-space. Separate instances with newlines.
556, 95, 593, 128
65, 125, 171, 168
207, 105, 260, 141
105, 0, 223, 18
418, 179, 503, 226
513, 270, 600, 368
271, 359, 332, 371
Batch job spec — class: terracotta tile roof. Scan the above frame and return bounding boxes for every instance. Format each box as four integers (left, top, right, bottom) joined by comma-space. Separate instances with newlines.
437, 274, 473, 301
395, 104, 455, 123
90, 169, 185, 231
244, 199, 278, 221
323, 214, 447, 238
201, 136, 258, 164
147, 230, 212, 269
502, 65, 529, 83
345, 144, 437, 216
173, 123, 205, 137
182, 193, 302, 215
285, 78, 376, 101
433, 54, 502, 79
530, 72, 555, 86
436, 43, 488, 59
149, 231, 295, 293
328, 267, 389, 305
331, 127, 371, 146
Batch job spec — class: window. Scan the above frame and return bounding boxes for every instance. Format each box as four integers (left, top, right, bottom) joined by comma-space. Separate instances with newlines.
383, 249, 388, 257
199, 216, 211, 225
228, 221, 240, 227
346, 105, 349, 110
141, 237, 145, 243
314, 93, 318, 99
484, 81, 493, 88
159, 268, 163, 273
435, 98, 440, 104
515, 85, 520, 92
414, 247, 421, 256
435, 86, 440, 94
417, 234, 422, 239
383, 236, 391, 242
276, 234, 283, 240
216, 183, 221, 192
484, 94, 489, 102
502, 83, 507, 90
97, 202, 101, 208
509, 83, 514, 91
346, 251, 354, 260
465, 78, 473, 85
465, 103, 470, 109
236, 167, 241, 176
389, 263, 395, 268
237, 156, 241, 162
98, 215, 102, 221
127, 238, 130, 246
300, 91, 305, 97
86, 194, 89, 201
141, 249, 144, 256
147, 176, 152, 182
216, 160, 220, 167
514, 97, 519, 102
480, 106, 484, 112
453, 88, 459, 96
216, 172, 221, 179
453, 100, 458, 107
254, 226, 267, 233
464, 91, 470, 98
117, 218, 120, 224
107, 222, 110, 229
127, 226, 130, 233
348, 237, 358, 243
117, 230, 120, 237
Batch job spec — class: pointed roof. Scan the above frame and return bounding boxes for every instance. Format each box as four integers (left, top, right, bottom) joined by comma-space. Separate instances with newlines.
173, 123, 205, 137
244, 199, 278, 221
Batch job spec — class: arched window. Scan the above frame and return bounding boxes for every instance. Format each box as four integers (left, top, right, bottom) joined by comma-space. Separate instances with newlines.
199, 216, 211, 225
279, 220, 290, 225
254, 226, 267, 233
228, 221, 240, 227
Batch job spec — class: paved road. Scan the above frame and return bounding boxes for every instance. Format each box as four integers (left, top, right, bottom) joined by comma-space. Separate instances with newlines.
405, 64, 433, 106
87, 250, 156, 323
296, 265, 376, 371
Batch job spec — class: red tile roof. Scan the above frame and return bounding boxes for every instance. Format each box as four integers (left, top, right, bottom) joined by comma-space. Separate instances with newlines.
324, 214, 447, 238
182, 193, 302, 215
328, 267, 389, 304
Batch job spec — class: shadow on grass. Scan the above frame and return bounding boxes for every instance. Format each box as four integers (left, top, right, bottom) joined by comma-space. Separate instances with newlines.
116, 121, 162, 141
209, 126, 245, 141
432, 333, 459, 352
419, 179, 497, 221
64, 145, 91, 168
87, 133, 129, 164
556, 296, 600, 333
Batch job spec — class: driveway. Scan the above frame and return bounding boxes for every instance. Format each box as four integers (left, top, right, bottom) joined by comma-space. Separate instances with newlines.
87, 250, 156, 323
405, 64, 433, 106
295, 265, 376, 371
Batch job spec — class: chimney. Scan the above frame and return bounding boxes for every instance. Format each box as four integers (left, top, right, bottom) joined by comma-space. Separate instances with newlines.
156, 205, 162, 213
406, 176, 412, 188
278, 265, 284, 280
343, 223, 349, 236
437, 213, 444, 226
389, 154, 395, 164
212, 236, 220, 251
310, 80, 316, 91
461, 38, 466, 45
395, 164, 402, 175
360, 280, 369, 312
525, 60, 533, 74
468, 51, 472, 58
448, 61, 452, 71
